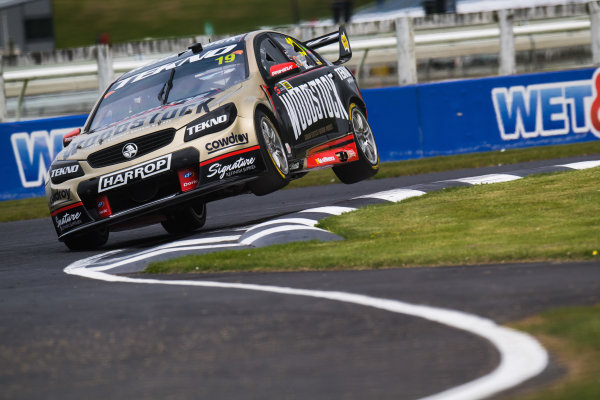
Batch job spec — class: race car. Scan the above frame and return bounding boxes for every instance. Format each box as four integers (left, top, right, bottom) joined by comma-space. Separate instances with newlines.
46, 27, 379, 250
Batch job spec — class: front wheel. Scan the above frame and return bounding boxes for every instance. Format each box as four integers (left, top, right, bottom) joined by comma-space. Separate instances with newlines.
161, 201, 207, 234
249, 109, 290, 196
333, 104, 379, 184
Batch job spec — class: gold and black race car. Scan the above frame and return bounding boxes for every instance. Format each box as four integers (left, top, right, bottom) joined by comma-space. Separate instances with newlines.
46, 27, 379, 250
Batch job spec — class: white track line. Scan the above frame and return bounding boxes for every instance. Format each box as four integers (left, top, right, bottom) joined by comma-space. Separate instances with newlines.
355, 188, 426, 202
64, 261, 548, 400
240, 225, 332, 246
453, 174, 522, 185
559, 160, 600, 170
87, 243, 242, 272
245, 217, 319, 230
299, 206, 356, 215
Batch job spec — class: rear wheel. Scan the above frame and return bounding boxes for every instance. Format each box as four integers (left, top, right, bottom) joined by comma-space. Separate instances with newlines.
161, 201, 207, 234
249, 109, 290, 196
63, 228, 109, 251
333, 103, 379, 184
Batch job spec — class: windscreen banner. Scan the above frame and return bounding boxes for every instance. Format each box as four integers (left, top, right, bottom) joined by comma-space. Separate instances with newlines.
1, 68, 600, 201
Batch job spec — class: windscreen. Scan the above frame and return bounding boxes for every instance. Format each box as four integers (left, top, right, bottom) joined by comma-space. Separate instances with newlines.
89, 41, 247, 132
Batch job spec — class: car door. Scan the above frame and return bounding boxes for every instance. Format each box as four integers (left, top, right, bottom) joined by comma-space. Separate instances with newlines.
256, 33, 352, 162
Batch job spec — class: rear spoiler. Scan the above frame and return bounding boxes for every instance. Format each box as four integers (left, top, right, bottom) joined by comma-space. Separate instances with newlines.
303, 26, 352, 65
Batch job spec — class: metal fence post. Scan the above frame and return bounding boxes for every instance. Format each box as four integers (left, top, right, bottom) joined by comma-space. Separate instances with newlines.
96, 44, 113, 95
0, 56, 6, 123
589, 1, 600, 65
395, 16, 417, 85
498, 9, 516, 76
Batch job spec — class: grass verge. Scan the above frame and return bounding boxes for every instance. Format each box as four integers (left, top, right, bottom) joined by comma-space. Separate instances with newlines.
509, 305, 600, 400
2, 141, 599, 223
145, 167, 600, 273
0, 197, 49, 223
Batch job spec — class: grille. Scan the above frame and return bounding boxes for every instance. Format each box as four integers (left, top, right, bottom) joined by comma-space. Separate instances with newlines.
87, 128, 176, 168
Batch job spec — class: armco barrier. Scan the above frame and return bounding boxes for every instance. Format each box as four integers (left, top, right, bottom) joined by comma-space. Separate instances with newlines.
2, 67, 600, 201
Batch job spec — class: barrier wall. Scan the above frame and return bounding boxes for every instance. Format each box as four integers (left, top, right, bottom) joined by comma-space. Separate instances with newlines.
363, 67, 600, 161
2, 67, 600, 201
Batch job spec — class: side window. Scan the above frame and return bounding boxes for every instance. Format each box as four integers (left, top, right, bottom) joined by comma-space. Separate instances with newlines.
271, 34, 320, 71
258, 37, 289, 76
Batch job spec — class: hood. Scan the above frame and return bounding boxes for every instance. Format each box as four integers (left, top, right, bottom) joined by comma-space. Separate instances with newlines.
56, 85, 243, 161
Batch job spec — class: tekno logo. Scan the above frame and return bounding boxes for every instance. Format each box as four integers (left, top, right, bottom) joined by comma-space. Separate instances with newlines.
11, 127, 79, 188
491, 69, 600, 141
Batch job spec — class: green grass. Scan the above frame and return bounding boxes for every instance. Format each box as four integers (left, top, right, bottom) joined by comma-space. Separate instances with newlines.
510, 305, 600, 400
53, 0, 372, 48
145, 167, 600, 273
0, 197, 49, 223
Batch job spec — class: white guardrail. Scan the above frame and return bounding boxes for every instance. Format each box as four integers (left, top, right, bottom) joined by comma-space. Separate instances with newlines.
1, 2, 600, 121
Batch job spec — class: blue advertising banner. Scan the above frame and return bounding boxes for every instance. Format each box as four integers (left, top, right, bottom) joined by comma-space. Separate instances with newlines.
2, 67, 600, 201
0, 114, 87, 200
362, 67, 600, 161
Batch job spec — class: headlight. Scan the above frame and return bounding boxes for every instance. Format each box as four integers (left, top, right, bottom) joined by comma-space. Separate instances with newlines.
49, 161, 84, 184
184, 103, 237, 142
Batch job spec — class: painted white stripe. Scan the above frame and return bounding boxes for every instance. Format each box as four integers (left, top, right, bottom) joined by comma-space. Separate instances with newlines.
454, 174, 522, 185
240, 225, 332, 246
87, 243, 242, 272
559, 160, 600, 170
151, 235, 241, 251
245, 217, 319, 231
64, 261, 548, 400
299, 206, 356, 215
356, 188, 426, 202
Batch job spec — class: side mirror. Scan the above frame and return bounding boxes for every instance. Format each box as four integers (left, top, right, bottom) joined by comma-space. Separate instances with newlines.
63, 128, 82, 148
269, 62, 298, 78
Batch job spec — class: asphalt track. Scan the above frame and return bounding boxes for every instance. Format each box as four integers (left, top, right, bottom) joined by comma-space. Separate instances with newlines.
2, 155, 600, 399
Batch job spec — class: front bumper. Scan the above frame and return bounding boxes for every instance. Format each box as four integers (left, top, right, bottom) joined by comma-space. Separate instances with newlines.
52, 145, 265, 241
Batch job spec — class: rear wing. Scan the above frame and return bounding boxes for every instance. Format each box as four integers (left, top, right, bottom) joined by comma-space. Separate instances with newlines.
303, 26, 351, 65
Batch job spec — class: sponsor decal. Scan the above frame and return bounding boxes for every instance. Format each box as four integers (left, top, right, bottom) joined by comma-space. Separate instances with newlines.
50, 203, 91, 236
307, 142, 359, 169
96, 194, 112, 218
277, 74, 349, 139
49, 161, 84, 185
184, 103, 237, 142
200, 147, 262, 182
207, 156, 256, 179
50, 188, 72, 206
270, 62, 298, 77
334, 66, 353, 81
177, 167, 199, 192
492, 69, 600, 140
112, 45, 237, 91
122, 143, 138, 159
61, 99, 212, 158
341, 33, 350, 52
205, 132, 249, 154
98, 154, 172, 192
188, 115, 227, 136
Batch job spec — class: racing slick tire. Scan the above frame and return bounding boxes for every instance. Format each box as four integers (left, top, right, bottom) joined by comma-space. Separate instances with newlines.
63, 227, 109, 251
333, 103, 379, 184
249, 109, 290, 196
161, 201, 207, 234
